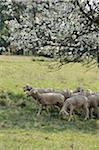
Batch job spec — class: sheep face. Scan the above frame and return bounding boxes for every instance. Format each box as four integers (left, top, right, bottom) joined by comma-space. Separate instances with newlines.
25, 90, 38, 100
59, 110, 69, 117
25, 91, 31, 97
32, 90, 38, 96
73, 87, 84, 93
25, 89, 34, 96
23, 85, 32, 92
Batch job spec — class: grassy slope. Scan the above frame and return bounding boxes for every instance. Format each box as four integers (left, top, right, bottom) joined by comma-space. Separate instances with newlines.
0, 55, 99, 93
0, 55, 99, 150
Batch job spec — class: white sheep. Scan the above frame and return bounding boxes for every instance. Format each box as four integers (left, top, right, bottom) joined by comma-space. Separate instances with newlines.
23, 85, 72, 100
73, 87, 84, 93
87, 94, 99, 118
59, 95, 89, 121
26, 89, 65, 116
71, 89, 95, 97
23, 85, 54, 93
84, 89, 95, 97
53, 89, 72, 99
23, 85, 32, 92
72, 91, 99, 118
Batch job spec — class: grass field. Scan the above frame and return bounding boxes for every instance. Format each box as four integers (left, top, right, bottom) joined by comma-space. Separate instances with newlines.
0, 55, 99, 150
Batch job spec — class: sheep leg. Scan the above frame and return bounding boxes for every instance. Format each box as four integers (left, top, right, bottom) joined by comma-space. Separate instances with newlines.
84, 106, 89, 120
45, 106, 50, 114
54, 105, 60, 111
68, 106, 74, 121
97, 111, 99, 119
41, 106, 50, 116
90, 108, 94, 118
94, 107, 99, 118
37, 104, 43, 116
73, 111, 76, 120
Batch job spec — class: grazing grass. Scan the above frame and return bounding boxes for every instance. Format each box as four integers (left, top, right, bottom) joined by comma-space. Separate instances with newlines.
0, 55, 99, 150
0, 55, 99, 93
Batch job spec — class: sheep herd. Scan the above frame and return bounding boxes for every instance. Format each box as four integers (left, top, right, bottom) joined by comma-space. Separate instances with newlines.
23, 85, 99, 120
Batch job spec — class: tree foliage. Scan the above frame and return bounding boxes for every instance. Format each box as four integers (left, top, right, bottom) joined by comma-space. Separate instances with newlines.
0, 0, 99, 64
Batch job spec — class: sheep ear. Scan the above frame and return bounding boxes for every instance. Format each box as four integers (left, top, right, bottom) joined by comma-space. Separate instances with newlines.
26, 84, 30, 87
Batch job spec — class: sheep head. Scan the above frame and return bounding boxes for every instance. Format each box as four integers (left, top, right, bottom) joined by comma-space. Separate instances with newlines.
62, 89, 72, 98
32, 90, 38, 95
73, 86, 84, 93
23, 85, 32, 92
25, 91, 31, 97
59, 109, 69, 117
25, 89, 34, 97
25, 89, 39, 99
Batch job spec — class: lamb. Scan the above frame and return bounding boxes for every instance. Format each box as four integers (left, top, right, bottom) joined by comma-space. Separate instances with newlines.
23, 85, 54, 93
59, 95, 89, 121
26, 89, 65, 116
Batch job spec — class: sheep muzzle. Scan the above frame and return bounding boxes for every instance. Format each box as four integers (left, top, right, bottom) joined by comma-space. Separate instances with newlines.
59, 110, 69, 116
25, 92, 30, 97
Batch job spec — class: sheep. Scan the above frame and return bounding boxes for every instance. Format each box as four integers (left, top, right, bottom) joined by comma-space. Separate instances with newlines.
53, 89, 72, 99
59, 95, 89, 121
26, 89, 65, 116
23, 85, 32, 92
23, 85, 54, 93
72, 89, 99, 118
23, 85, 72, 100
71, 89, 95, 97
66, 89, 99, 118
87, 94, 99, 118
84, 89, 95, 97
71, 91, 99, 118
73, 87, 84, 93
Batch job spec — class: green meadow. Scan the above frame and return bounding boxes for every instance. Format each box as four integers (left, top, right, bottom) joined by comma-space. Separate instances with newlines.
0, 55, 99, 150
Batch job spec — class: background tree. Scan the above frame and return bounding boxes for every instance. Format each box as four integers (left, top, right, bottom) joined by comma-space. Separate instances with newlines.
0, 0, 12, 54
0, 0, 99, 65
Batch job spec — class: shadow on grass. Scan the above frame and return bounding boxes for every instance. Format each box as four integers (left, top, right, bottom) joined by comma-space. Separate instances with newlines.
0, 91, 99, 135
